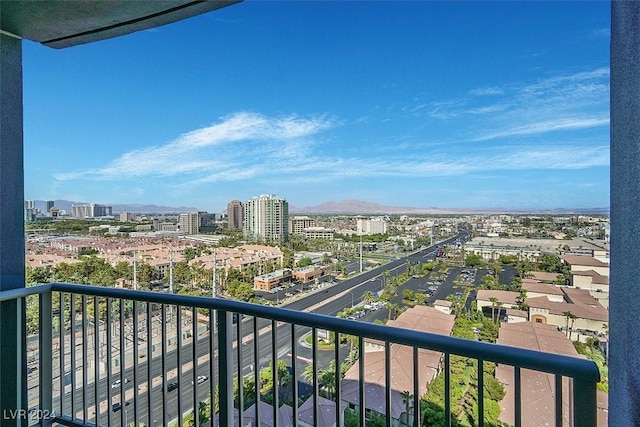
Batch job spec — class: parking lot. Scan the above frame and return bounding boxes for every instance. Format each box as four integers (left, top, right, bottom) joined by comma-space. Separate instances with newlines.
354, 263, 518, 323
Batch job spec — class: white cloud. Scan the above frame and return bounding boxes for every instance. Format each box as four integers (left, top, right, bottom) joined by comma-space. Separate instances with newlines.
53, 112, 335, 181
473, 116, 609, 141
469, 87, 504, 96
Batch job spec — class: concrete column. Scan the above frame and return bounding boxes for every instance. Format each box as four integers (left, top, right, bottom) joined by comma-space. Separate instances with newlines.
0, 32, 26, 424
610, 1, 640, 425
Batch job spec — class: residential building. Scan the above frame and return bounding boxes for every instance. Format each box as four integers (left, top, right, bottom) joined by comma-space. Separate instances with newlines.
243, 400, 293, 427
302, 226, 335, 240
561, 255, 610, 277
356, 217, 387, 235
527, 287, 609, 338
244, 194, 289, 243
475, 289, 521, 318
496, 322, 608, 426
289, 216, 314, 234
24, 200, 35, 222
179, 212, 199, 235
341, 306, 455, 425
227, 200, 244, 229
298, 396, 336, 427
71, 203, 113, 218
119, 212, 136, 222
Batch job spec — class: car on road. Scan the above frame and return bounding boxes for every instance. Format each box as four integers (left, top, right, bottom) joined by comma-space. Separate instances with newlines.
111, 378, 130, 389
112, 401, 130, 412
167, 381, 179, 392
192, 375, 208, 385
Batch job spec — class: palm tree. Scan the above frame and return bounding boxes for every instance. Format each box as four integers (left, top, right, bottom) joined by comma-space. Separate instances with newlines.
401, 390, 413, 426
489, 297, 499, 323
383, 270, 391, 289
363, 291, 374, 305
495, 302, 503, 323
320, 360, 337, 400
563, 311, 575, 338
569, 312, 580, 340
302, 362, 315, 387
386, 301, 399, 321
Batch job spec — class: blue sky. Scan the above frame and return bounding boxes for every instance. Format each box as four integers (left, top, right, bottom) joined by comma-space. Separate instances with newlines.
23, 1, 610, 212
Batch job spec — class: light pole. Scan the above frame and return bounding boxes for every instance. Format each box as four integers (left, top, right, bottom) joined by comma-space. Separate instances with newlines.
132, 250, 138, 290
359, 233, 363, 273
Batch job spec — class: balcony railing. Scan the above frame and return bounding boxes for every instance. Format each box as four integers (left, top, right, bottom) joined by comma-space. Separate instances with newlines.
2, 282, 599, 427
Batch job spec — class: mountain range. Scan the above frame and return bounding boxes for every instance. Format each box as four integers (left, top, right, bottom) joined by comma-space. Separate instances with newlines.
290, 200, 610, 215
33, 199, 609, 216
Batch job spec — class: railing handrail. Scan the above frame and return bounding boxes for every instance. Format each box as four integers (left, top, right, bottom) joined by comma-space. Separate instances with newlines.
0, 283, 52, 302
11, 281, 596, 385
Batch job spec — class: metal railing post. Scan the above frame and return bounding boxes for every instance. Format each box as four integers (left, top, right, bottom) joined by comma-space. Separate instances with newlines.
39, 291, 53, 427
218, 310, 233, 427
572, 379, 597, 427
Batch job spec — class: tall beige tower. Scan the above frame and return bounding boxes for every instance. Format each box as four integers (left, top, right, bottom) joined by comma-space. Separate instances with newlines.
179, 212, 199, 235
243, 194, 289, 243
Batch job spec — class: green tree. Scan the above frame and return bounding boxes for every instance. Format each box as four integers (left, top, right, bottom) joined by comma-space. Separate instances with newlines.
401, 391, 413, 426
296, 257, 313, 268
465, 253, 485, 268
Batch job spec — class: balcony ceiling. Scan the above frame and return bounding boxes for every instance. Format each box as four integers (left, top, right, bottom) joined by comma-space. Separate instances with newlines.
0, 0, 241, 49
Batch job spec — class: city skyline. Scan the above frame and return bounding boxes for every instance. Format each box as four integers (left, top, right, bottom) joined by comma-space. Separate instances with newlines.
23, 1, 610, 212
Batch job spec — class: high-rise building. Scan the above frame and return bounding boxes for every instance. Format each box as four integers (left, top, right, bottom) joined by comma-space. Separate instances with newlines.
244, 194, 289, 243
24, 200, 35, 223
46, 200, 54, 212
227, 200, 244, 229
179, 212, 199, 235
357, 217, 387, 235
71, 203, 112, 218
289, 215, 314, 235
120, 212, 136, 222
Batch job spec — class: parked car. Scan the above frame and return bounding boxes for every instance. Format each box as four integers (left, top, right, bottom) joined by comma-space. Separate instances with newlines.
167, 381, 179, 392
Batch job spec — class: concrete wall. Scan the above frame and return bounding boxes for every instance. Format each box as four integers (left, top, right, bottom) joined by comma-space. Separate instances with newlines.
611, 2, 640, 424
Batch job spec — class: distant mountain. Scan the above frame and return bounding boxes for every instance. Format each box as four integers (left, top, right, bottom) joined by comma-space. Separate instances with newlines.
290, 199, 447, 214
289, 199, 610, 215
34, 200, 199, 214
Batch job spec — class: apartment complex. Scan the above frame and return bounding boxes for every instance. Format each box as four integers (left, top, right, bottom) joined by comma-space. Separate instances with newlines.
243, 194, 289, 243
356, 217, 387, 235
227, 200, 244, 229
289, 216, 314, 234
179, 212, 199, 235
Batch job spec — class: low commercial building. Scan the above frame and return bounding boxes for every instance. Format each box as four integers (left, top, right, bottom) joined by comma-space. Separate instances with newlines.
253, 268, 292, 291
292, 266, 324, 283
